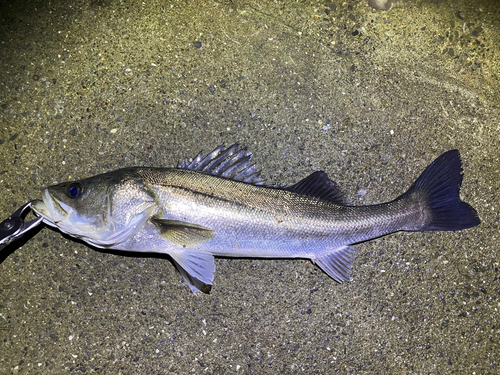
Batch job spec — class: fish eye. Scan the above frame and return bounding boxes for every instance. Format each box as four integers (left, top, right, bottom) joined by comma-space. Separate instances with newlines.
66, 182, 83, 199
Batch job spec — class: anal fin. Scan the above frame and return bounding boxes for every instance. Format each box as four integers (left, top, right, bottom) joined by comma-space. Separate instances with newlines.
314, 246, 357, 283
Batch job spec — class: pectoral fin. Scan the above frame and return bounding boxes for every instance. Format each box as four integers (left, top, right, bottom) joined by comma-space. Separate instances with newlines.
151, 217, 215, 247
314, 246, 357, 283
170, 251, 215, 294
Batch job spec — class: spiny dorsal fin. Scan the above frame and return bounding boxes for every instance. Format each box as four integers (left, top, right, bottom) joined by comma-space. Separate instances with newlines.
286, 171, 349, 205
177, 143, 266, 185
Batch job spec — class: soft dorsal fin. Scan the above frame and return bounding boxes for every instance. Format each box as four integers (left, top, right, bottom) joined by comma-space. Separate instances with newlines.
286, 171, 349, 205
177, 143, 266, 185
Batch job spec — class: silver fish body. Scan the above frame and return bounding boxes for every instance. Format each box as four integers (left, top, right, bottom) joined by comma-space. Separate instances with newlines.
32, 145, 480, 293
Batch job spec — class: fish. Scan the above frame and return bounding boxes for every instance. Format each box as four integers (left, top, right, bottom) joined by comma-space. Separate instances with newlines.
31, 144, 480, 293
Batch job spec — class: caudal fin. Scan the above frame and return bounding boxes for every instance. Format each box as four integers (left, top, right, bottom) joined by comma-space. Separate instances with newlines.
408, 149, 480, 231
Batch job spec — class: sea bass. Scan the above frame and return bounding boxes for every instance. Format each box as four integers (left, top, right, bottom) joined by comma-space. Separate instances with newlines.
32, 144, 480, 293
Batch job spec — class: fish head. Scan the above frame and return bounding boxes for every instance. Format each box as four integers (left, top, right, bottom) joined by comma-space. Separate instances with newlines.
32, 169, 156, 247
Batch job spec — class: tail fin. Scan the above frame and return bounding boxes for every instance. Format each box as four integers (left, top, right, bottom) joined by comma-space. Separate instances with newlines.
407, 149, 480, 231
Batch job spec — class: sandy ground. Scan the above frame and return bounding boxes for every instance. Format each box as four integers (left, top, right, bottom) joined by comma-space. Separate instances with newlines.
1, 0, 499, 373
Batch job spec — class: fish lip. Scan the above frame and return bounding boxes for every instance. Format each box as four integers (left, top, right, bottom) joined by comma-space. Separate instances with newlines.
31, 190, 50, 217
32, 188, 68, 224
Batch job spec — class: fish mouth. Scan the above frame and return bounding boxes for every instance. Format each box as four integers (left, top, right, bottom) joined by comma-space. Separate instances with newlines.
31, 189, 69, 227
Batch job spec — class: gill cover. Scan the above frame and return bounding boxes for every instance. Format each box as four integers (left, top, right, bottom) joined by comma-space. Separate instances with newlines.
33, 170, 157, 248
